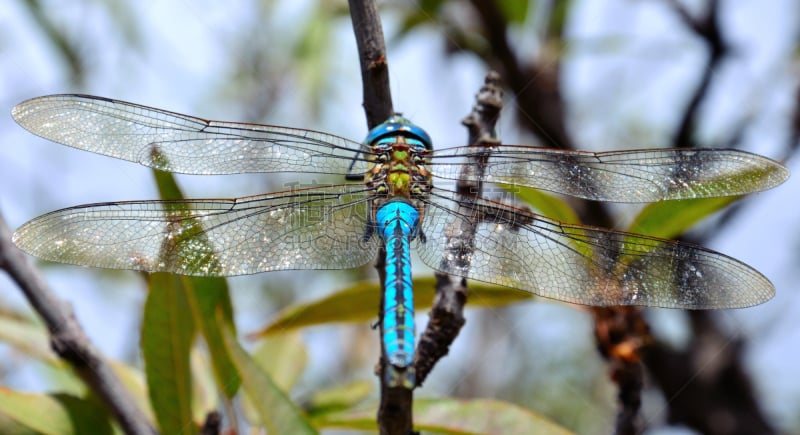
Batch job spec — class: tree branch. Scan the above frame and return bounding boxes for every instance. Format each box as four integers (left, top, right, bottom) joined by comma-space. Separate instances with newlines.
415, 72, 503, 385
790, 76, 800, 153
665, 0, 728, 148
643, 311, 775, 434
460, 2, 778, 433
468, 0, 574, 151
466, 0, 612, 229
0, 214, 155, 435
348, 1, 414, 434
593, 306, 652, 435
349, 0, 394, 128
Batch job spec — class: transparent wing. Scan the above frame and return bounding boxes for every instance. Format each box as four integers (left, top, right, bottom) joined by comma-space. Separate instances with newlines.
416, 190, 774, 309
429, 146, 789, 202
13, 185, 379, 276
12, 94, 370, 175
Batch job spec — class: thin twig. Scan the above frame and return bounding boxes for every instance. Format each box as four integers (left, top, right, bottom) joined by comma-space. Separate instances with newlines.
643, 311, 775, 434
665, 0, 727, 148
200, 411, 221, 435
415, 72, 503, 385
461, 1, 782, 433
467, 0, 574, 151
19, 0, 84, 86
348, 1, 414, 434
593, 306, 652, 434
789, 73, 800, 154
464, 4, 643, 430
591, 1, 729, 428
0, 214, 155, 435
640, 1, 776, 432
466, 0, 611, 229
349, 0, 393, 128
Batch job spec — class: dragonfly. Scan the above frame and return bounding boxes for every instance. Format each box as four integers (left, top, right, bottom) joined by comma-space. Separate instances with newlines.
11, 94, 788, 388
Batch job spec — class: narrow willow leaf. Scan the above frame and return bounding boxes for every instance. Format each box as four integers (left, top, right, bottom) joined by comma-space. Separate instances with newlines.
306, 380, 373, 417
0, 316, 87, 398
252, 331, 308, 392
505, 185, 593, 259
252, 278, 531, 337
606, 196, 744, 286
313, 398, 573, 434
185, 277, 240, 397
109, 361, 154, 423
0, 315, 151, 419
221, 326, 317, 434
0, 410, 30, 435
504, 185, 581, 225
242, 331, 308, 426
142, 273, 196, 435
549, 0, 573, 38
153, 168, 241, 397
0, 390, 116, 435
0, 312, 57, 363
627, 160, 791, 239
498, 0, 529, 24
627, 196, 740, 239
414, 398, 573, 435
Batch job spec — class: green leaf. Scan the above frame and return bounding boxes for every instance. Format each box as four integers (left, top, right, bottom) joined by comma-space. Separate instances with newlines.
221, 326, 317, 434
142, 273, 196, 435
503, 186, 596, 260
0, 313, 86, 397
314, 398, 573, 434
109, 361, 154, 424
414, 398, 573, 434
627, 196, 741, 239
152, 168, 241, 397
185, 277, 240, 397
505, 185, 581, 225
242, 331, 308, 426
0, 390, 116, 435
612, 196, 744, 275
498, 1, 529, 24
0, 311, 57, 364
0, 410, 32, 435
548, 0, 574, 40
306, 380, 372, 416
252, 331, 308, 392
0, 314, 152, 420
253, 278, 531, 336
152, 168, 184, 202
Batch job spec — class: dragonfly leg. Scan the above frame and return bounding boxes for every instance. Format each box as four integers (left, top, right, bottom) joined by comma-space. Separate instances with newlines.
344, 145, 370, 180
362, 219, 375, 242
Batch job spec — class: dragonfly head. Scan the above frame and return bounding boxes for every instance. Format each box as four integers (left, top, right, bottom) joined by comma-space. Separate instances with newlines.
365, 115, 433, 150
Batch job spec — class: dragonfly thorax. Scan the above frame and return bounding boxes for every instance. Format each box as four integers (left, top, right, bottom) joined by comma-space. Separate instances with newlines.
364, 119, 433, 231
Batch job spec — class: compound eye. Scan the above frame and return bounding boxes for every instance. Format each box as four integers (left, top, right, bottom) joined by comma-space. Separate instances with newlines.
374, 137, 395, 151
364, 116, 433, 152
406, 138, 428, 153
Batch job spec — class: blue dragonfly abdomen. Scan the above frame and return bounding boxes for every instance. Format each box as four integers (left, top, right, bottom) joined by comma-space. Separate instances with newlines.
376, 201, 420, 387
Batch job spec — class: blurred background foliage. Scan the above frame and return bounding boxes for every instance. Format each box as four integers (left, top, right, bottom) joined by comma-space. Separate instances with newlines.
0, 0, 798, 433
